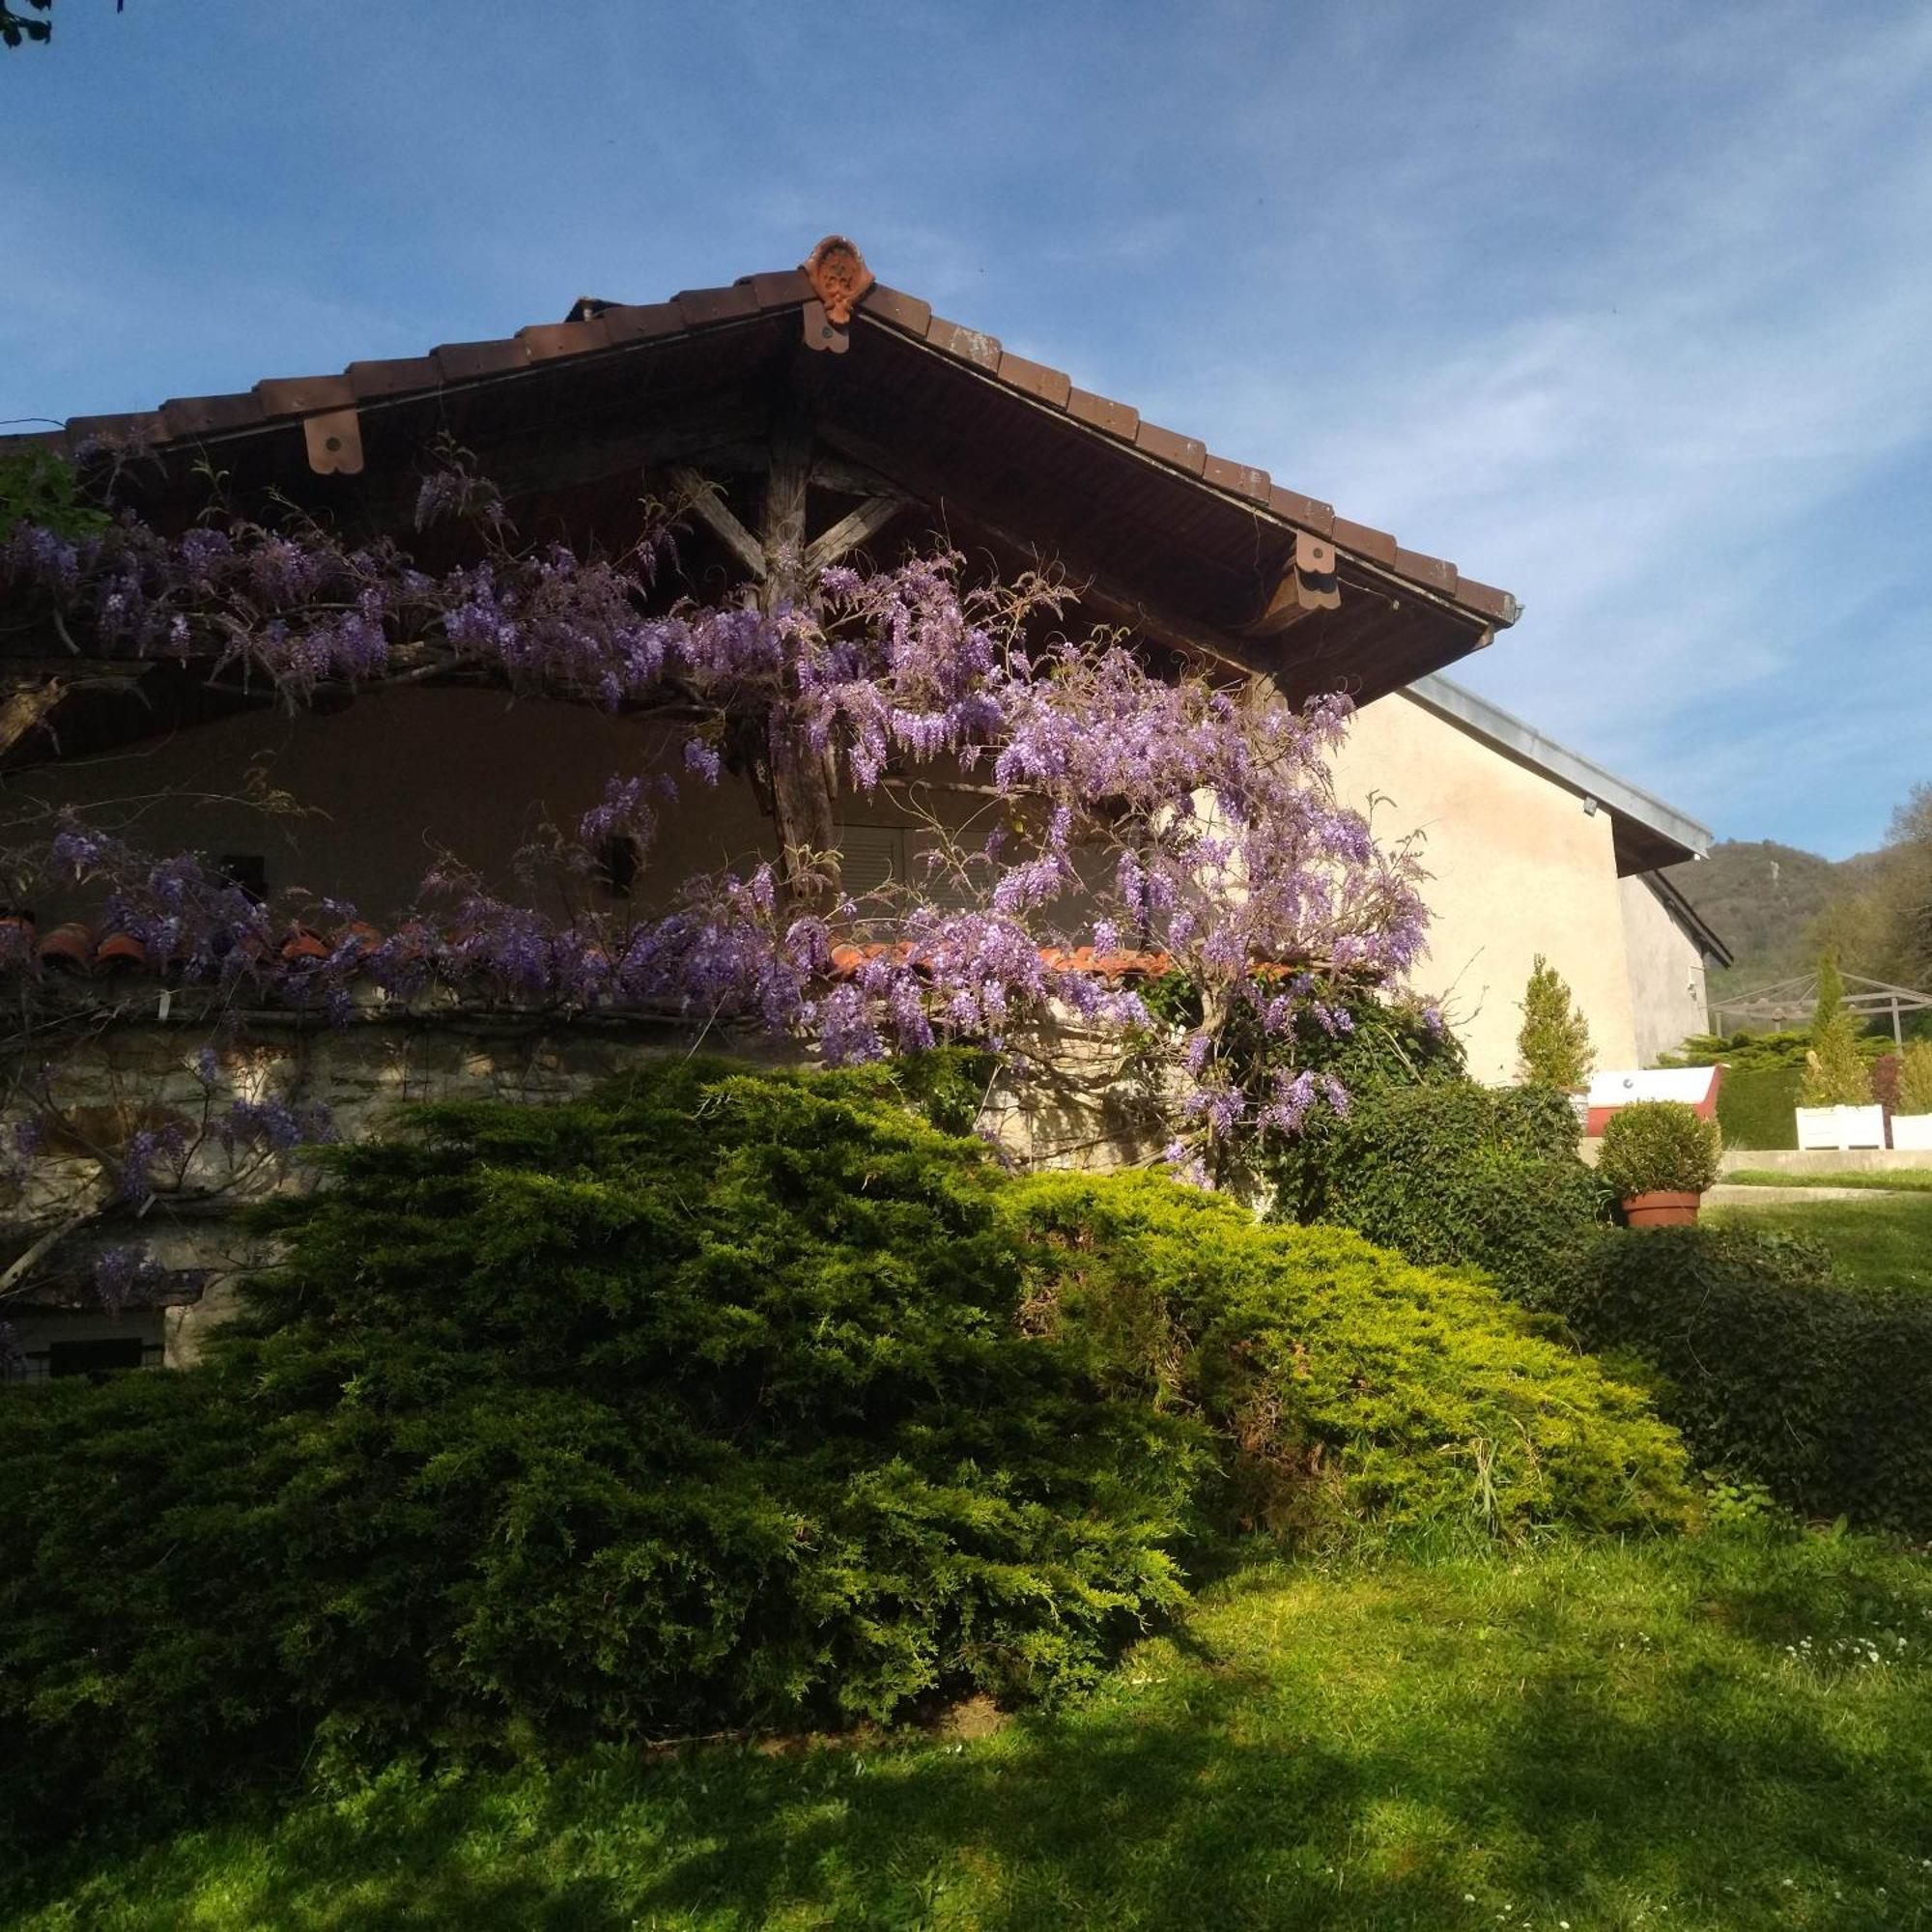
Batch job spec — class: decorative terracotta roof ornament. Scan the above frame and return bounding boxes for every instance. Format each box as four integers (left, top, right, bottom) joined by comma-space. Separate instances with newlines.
801, 236, 873, 325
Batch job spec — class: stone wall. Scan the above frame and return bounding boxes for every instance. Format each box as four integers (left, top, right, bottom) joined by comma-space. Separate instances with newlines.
1, 1000, 1162, 1375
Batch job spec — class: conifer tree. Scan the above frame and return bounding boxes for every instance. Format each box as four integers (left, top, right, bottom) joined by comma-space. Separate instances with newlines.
1800, 953, 1873, 1106
1517, 954, 1595, 1090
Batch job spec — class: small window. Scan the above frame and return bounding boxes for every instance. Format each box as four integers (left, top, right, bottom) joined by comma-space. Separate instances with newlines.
219, 854, 268, 902
48, 1337, 146, 1379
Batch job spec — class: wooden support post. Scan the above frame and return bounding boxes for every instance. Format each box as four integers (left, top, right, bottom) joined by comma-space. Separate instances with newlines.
760, 412, 838, 910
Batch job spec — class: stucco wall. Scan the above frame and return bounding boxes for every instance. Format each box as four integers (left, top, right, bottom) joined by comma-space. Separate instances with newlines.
1328, 690, 1638, 1084
1619, 872, 1712, 1066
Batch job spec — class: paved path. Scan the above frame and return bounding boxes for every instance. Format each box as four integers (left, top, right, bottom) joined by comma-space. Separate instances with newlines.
1706, 1183, 1902, 1207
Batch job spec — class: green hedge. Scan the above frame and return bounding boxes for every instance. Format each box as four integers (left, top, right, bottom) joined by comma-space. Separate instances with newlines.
0, 1058, 1690, 1852
1550, 1226, 1932, 1534
1269, 1079, 1606, 1301
1716, 1066, 1801, 1150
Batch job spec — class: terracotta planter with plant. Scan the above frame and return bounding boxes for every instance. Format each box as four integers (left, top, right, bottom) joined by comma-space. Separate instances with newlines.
1597, 1099, 1722, 1230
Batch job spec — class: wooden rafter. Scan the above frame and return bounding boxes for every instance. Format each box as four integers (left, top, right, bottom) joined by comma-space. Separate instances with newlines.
0, 679, 67, 761
667, 467, 766, 580
810, 421, 1283, 683
802, 494, 910, 576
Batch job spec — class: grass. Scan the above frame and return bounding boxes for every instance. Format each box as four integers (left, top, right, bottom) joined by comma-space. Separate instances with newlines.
1723, 1167, 1932, 1193
1708, 1192, 1932, 1292
15, 1531, 1932, 1931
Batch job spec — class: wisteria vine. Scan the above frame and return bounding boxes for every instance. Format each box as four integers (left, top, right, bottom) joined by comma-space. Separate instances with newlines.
0, 447, 1432, 1319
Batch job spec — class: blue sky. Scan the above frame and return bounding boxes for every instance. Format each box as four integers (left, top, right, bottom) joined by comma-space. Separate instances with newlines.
5, 1, 1928, 859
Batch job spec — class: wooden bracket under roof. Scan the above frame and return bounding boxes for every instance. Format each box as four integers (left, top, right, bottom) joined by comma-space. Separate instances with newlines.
1241, 531, 1341, 637
303, 409, 363, 476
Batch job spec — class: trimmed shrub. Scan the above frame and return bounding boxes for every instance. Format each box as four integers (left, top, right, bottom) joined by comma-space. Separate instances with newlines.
1270, 1078, 1606, 1302
1550, 1226, 1932, 1535
0, 1061, 1200, 1848
1598, 1100, 1722, 1199
0, 1057, 1690, 1851
1005, 1171, 1690, 1545
1717, 1065, 1802, 1150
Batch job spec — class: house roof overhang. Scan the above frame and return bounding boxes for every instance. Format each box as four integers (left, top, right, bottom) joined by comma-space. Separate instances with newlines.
1, 240, 1519, 725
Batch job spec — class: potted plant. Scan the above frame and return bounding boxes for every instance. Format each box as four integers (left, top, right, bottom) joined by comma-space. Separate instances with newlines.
1598, 1099, 1722, 1228
1891, 1040, 1932, 1152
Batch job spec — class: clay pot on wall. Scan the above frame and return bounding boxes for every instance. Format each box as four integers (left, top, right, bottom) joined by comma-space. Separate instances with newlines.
1620, 1189, 1701, 1230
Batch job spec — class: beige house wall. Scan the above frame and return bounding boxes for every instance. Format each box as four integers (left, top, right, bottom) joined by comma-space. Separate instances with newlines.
1619, 873, 1712, 1066
1329, 690, 1638, 1084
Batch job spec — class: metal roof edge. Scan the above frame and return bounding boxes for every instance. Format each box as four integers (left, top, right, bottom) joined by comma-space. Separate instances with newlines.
1638, 867, 1733, 969
1402, 673, 1714, 863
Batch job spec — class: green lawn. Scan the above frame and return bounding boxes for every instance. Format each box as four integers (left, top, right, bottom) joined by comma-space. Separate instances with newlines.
17, 1532, 1932, 1931
1708, 1193, 1932, 1292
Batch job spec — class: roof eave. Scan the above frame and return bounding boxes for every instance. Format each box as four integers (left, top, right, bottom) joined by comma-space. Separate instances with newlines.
6, 245, 1519, 639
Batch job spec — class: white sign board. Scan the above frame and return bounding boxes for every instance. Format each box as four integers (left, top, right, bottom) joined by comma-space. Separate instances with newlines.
1795, 1105, 1887, 1151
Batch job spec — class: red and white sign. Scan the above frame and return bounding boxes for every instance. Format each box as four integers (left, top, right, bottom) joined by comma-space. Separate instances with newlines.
1584, 1066, 1721, 1138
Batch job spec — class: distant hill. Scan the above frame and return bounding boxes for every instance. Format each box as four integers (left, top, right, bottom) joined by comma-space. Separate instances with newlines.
1661, 838, 1874, 1005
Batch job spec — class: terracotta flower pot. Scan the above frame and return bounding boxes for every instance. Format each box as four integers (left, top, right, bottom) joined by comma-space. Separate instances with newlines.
1621, 1190, 1701, 1230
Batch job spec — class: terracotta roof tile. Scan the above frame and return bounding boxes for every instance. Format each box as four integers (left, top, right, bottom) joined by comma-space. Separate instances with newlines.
39, 922, 94, 970
671, 283, 761, 328
994, 351, 1072, 409
279, 927, 328, 964
1330, 516, 1398, 567
859, 283, 933, 334
346, 355, 441, 401
256, 374, 357, 417
1394, 547, 1458, 596
1133, 419, 1208, 476
924, 315, 1004, 372
3, 919, 1176, 995
738, 269, 814, 308
597, 300, 686, 346
159, 392, 266, 440
432, 339, 530, 384
1451, 576, 1520, 624
516, 316, 614, 361
31, 236, 1512, 631
1267, 486, 1335, 537
1066, 386, 1139, 440
1203, 455, 1271, 504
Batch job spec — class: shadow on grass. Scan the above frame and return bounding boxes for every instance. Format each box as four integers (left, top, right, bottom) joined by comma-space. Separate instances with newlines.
28, 1605, 1932, 1932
